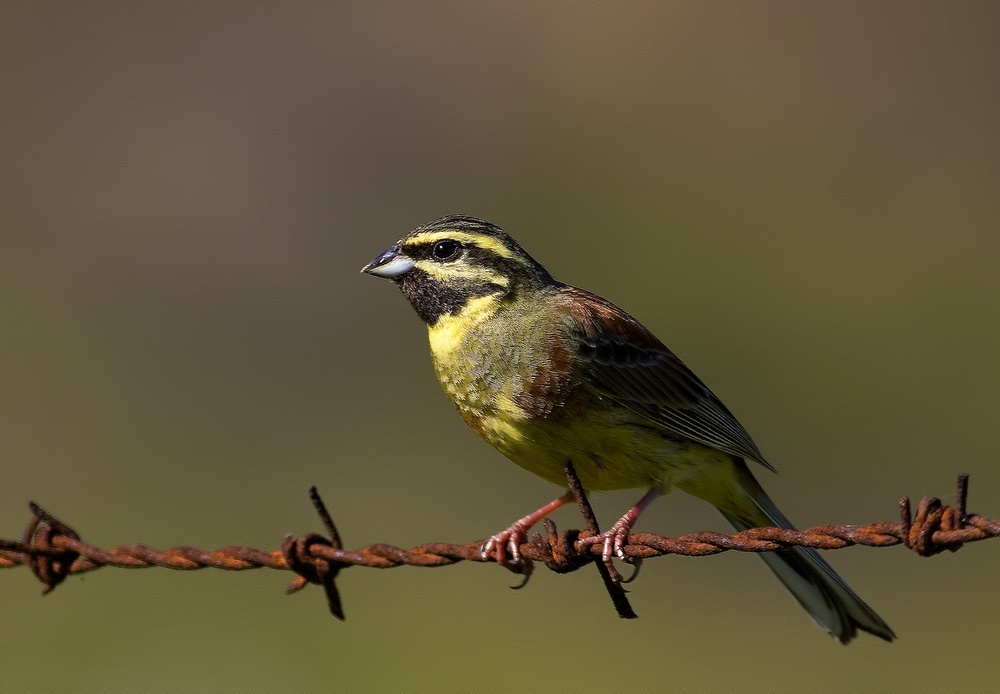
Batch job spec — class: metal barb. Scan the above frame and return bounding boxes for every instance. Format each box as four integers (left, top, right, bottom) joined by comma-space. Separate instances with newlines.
21, 502, 81, 594
957, 474, 969, 521
280, 487, 347, 620
899, 496, 912, 540
309, 486, 343, 550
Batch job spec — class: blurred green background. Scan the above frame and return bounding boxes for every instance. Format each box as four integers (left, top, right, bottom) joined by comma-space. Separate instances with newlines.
2, 3, 998, 692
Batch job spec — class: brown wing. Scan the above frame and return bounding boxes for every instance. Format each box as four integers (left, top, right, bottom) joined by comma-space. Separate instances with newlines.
554, 286, 773, 471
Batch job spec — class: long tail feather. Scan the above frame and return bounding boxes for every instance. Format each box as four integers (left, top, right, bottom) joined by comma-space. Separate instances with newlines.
718, 463, 895, 644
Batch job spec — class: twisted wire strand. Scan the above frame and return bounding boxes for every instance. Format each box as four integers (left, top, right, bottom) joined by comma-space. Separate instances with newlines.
1, 474, 994, 620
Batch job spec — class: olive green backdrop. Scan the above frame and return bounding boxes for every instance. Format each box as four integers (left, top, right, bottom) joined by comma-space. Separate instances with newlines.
3, 3, 998, 692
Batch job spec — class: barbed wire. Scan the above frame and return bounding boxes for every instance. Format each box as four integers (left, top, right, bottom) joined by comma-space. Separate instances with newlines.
2, 471, 996, 620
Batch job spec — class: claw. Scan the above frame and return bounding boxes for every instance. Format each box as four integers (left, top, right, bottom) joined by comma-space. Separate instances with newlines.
622, 557, 643, 584
510, 560, 533, 589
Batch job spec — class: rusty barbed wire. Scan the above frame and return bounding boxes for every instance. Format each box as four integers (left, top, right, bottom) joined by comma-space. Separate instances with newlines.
2, 473, 997, 620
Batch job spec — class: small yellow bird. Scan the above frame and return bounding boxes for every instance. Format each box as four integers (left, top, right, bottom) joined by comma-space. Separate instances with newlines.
363, 215, 894, 643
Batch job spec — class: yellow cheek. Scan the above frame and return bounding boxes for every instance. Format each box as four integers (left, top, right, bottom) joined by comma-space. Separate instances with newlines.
426, 294, 499, 357
427, 318, 463, 357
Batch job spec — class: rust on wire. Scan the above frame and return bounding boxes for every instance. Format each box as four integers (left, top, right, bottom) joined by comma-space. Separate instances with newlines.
281, 486, 347, 619
2, 473, 998, 620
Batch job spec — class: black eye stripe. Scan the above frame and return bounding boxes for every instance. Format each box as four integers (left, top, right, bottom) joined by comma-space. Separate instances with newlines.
404, 240, 468, 262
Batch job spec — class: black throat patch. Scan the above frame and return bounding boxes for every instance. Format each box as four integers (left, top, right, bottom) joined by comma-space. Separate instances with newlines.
398, 269, 505, 325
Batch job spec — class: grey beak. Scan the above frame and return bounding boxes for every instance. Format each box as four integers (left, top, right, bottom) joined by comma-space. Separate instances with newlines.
361, 246, 415, 279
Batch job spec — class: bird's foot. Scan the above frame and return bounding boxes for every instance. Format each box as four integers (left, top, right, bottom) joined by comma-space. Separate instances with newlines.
575, 485, 661, 583
576, 515, 638, 584
481, 522, 534, 586
479, 492, 575, 581
481, 522, 530, 567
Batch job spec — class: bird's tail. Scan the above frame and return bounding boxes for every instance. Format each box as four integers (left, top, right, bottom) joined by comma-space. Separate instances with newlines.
716, 463, 895, 644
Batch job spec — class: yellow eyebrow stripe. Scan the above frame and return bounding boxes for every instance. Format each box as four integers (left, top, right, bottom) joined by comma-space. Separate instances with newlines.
405, 230, 516, 260
410, 259, 511, 287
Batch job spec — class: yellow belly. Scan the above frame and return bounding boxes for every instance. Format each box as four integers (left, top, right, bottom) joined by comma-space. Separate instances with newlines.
437, 363, 738, 495
490, 400, 738, 492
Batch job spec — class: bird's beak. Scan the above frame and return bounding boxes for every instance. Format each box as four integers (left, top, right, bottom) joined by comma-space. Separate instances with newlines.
361, 245, 414, 279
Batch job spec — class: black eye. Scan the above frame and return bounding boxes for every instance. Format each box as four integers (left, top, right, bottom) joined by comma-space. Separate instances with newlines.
431, 240, 462, 261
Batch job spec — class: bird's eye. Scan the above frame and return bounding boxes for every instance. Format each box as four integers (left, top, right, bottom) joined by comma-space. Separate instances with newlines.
431, 240, 462, 261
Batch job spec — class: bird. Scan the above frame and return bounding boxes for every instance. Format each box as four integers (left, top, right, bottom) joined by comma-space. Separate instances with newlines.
361, 214, 894, 644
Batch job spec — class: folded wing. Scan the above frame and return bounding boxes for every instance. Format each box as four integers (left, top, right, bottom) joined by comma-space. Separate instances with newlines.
555, 285, 773, 471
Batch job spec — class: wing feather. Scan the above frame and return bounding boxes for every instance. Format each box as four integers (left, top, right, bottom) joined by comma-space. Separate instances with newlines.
555, 286, 773, 471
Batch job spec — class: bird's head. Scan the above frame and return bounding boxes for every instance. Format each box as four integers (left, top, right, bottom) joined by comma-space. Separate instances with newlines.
362, 215, 555, 324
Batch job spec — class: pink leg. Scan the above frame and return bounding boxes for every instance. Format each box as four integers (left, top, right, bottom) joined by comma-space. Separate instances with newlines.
577, 485, 663, 582
482, 491, 574, 567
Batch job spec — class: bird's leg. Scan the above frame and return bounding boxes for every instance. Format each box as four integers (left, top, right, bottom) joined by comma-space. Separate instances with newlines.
577, 485, 663, 583
482, 491, 574, 568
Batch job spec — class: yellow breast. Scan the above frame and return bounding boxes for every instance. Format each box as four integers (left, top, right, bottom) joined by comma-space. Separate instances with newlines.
426, 294, 534, 452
